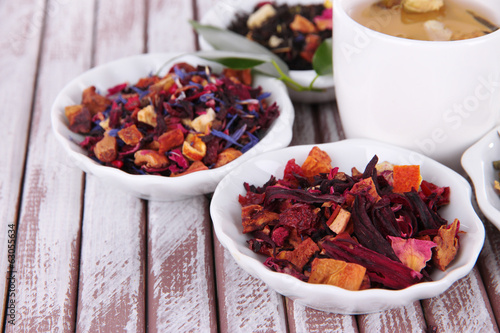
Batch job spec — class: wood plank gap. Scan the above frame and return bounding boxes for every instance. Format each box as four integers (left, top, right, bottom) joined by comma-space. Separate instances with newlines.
143, 0, 149, 53
143, 199, 149, 333
1, 0, 49, 329
70, 173, 87, 333
192, 0, 200, 50
207, 197, 222, 333
89, 0, 99, 68
310, 104, 323, 144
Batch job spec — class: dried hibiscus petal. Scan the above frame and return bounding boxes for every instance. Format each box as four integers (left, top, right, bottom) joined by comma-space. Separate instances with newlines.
320, 237, 423, 290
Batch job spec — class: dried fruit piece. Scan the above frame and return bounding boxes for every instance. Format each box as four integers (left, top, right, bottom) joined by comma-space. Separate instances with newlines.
301, 146, 332, 178
247, 3, 277, 29
158, 128, 184, 154
393, 165, 422, 193
94, 134, 117, 163
309, 258, 366, 291
327, 207, 351, 234
118, 124, 143, 146
134, 150, 169, 169
65, 104, 91, 133
222, 68, 253, 86
215, 148, 243, 168
187, 108, 216, 134
241, 204, 279, 233
290, 14, 318, 33
137, 105, 157, 127
277, 237, 319, 270
432, 219, 460, 271
182, 133, 207, 161
82, 86, 111, 115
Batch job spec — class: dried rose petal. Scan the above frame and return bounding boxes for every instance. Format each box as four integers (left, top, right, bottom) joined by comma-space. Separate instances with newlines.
388, 236, 436, 272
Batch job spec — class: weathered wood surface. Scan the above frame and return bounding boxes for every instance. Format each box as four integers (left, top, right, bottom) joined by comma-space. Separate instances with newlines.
0, 0, 46, 330
3, 0, 500, 332
5, 0, 94, 331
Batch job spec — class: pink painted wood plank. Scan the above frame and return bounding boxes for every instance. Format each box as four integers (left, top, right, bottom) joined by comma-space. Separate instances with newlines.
145, 1, 218, 331
287, 300, 358, 333
147, 197, 217, 332
76, 179, 146, 332
422, 267, 499, 332
478, 220, 500, 327
0, 0, 46, 329
357, 302, 426, 333
147, 0, 196, 53
75, 0, 148, 331
93, 0, 147, 63
214, 237, 289, 333
5, 0, 96, 331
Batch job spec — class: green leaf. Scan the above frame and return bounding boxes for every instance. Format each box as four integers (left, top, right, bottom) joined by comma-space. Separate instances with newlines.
312, 38, 333, 76
189, 20, 289, 77
194, 51, 268, 70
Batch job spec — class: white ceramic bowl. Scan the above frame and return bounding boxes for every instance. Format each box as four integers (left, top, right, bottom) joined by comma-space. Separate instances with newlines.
199, 0, 335, 103
462, 126, 500, 230
333, 0, 500, 172
51, 52, 294, 201
210, 138, 485, 314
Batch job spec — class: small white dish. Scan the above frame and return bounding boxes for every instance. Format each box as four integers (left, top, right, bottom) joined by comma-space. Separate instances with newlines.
462, 126, 500, 230
51, 52, 294, 201
199, 0, 335, 103
211, 138, 485, 314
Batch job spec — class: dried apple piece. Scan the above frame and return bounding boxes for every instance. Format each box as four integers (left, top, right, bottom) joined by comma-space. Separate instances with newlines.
215, 147, 243, 168
65, 104, 91, 134
158, 128, 184, 154
82, 86, 112, 115
309, 258, 366, 291
241, 204, 279, 233
118, 124, 143, 146
94, 134, 117, 163
277, 237, 319, 271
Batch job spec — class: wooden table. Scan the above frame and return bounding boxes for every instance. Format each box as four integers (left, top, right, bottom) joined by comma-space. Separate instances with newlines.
2, 0, 500, 331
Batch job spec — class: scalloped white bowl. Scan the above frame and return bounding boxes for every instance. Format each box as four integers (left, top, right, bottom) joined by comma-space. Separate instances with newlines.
51, 52, 294, 201
210, 139, 485, 314
199, 0, 335, 103
462, 126, 500, 230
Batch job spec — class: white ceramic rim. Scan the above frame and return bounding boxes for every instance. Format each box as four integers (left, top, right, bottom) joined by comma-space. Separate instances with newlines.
462, 125, 500, 230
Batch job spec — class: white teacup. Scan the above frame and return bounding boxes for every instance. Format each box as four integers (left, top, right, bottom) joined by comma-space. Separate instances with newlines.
333, 0, 500, 171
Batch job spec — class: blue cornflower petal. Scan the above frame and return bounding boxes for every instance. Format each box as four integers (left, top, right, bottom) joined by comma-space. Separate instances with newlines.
211, 129, 243, 148
241, 132, 259, 154
130, 86, 149, 99
257, 92, 271, 100
107, 128, 120, 137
